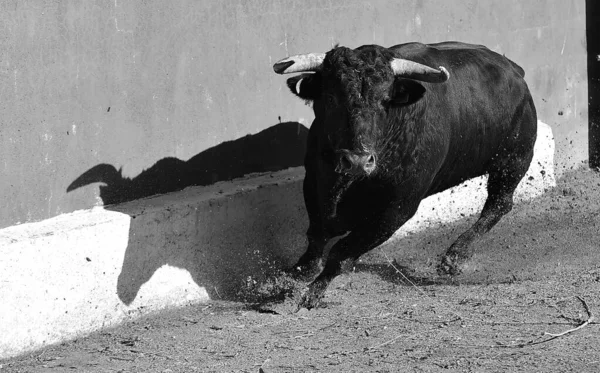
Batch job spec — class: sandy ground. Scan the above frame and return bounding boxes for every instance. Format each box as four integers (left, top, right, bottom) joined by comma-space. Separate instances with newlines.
3, 167, 600, 372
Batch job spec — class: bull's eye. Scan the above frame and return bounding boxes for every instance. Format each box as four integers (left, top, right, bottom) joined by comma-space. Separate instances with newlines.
325, 95, 337, 107
320, 148, 334, 161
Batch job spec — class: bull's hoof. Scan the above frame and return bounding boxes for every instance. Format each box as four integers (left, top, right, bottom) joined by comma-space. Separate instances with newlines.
254, 284, 323, 314
298, 291, 323, 310
286, 260, 324, 283
297, 281, 328, 310
437, 254, 464, 276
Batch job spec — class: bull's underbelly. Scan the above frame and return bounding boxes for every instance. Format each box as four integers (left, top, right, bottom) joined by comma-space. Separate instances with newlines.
425, 169, 486, 198
424, 153, 492, 198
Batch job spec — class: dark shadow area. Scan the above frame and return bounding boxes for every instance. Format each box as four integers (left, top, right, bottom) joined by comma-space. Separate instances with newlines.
67, 121, 309, 305
352, 262, 443, 286
587, 0, 600, 169
67, 121, 308, 204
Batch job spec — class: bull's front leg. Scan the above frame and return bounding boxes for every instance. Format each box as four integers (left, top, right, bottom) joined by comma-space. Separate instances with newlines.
290, 218, 351, 282
288, 229, 328, 282
291, 159, 349, 282
299, 203, 419, 309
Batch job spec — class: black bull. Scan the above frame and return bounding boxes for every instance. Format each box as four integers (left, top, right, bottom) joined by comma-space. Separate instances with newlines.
273, 42, 537, 309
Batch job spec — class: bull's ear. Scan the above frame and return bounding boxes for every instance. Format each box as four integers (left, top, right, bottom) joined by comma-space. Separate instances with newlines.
286, 73, 322, 101
390, 78, 426, 106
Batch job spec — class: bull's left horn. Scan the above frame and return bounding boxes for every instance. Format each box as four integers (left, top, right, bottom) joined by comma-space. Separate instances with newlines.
390, 58, 450, 83
273, 53, 325, 74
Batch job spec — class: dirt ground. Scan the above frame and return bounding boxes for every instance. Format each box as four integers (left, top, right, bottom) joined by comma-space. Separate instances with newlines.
3, 167, 600, 372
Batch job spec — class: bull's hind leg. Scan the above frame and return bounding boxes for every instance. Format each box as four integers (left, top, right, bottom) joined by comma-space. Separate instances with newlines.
438, 149, 534, 276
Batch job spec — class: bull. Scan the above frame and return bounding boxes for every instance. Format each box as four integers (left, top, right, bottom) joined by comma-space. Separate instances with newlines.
272, 42, 537, 309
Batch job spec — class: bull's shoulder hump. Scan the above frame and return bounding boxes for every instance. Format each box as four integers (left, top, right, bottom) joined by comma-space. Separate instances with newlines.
388, 42, 428, 52
427, 41, 489, 51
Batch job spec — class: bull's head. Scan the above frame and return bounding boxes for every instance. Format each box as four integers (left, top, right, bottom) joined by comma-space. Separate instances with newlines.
273, 45, 449, 177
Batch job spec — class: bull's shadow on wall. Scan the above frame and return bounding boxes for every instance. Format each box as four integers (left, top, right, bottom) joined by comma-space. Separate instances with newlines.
67, 121, 308, 305
68, 121, 308, 204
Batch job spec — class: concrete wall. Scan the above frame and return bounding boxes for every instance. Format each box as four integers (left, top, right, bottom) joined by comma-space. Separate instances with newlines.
0, 0, 587, 229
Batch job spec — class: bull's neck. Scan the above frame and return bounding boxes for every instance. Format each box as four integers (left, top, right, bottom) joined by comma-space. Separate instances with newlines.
376, 100, 429, 178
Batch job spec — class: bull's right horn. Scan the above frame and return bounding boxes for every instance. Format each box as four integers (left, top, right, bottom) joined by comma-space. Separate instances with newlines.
273, 53, 325, 74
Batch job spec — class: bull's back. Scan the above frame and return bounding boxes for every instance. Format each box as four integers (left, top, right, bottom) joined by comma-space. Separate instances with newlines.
391, 42, 536, 196
391, 41, 525, 79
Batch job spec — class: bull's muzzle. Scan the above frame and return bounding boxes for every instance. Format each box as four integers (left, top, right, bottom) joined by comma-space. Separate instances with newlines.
335, 150, 377, 176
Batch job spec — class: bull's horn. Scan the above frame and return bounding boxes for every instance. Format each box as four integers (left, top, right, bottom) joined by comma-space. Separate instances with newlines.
390, 58, 450, 83
273, 53, 325, 74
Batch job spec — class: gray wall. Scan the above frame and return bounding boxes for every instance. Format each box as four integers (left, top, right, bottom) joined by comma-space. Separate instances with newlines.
0, 0, 587, 229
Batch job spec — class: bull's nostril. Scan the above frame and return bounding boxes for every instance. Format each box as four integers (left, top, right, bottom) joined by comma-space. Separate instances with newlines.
335, 151, 375, 175
365, 154, 376, 166
340, 155, 353, 171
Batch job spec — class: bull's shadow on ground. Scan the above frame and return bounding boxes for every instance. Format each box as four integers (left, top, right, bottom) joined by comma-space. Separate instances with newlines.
352, 262, 443, 287
356, 172, 600, 289
352, 219, 478, 287
354, 213, 531, 288
67, 121, 308, 305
